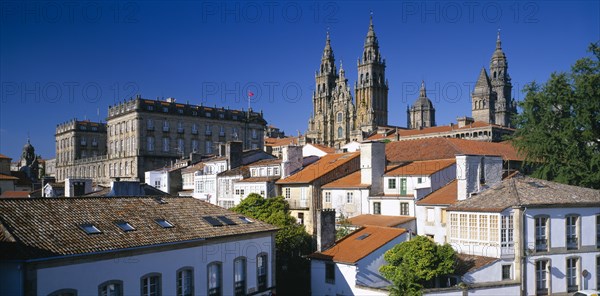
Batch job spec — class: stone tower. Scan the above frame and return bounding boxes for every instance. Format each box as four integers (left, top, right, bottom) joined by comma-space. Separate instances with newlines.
407, 81, 436, 129
307, 32, 338, 146
489, 32, 514, 127
471, 67, 495, 123
355, 15, 388, 132
331, 62, 357, 148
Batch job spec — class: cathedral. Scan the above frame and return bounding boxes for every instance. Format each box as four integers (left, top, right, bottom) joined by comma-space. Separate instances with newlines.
306, 16, 388, 148
306, 17, 516, 147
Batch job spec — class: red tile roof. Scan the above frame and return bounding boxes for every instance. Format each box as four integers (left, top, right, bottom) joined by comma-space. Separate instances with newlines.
416, 180, 458, 206
385, 159, 455, 176
0, 154, 11, 160
309, 226, 406, 264
455, 253, 499, 274
0, 174, 19, 181
276, 152, 359, 184
321, 171, 369, 189
264, 136, 300, 147
0, 191, 30, 198
307, 143, 336, 154
385, 138, 523, 162
347, 214, 415, 228
367, 121, 513, 141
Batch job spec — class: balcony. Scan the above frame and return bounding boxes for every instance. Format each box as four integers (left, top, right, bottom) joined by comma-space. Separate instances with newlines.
287, 199, 309, 210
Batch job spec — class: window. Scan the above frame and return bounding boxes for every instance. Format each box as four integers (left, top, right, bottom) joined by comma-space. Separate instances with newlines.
257, 254, 268, 291
417, 177, 423, 184
325, 262, 335, 284
597, 215, 600, 248
400, 202, 409, 215
155, 219, 173, 228
501, 215, 514, 247
48, 289, 78, 296
400, 178, 407, 195
337, 127, 343, 138
162, 138, 170, 152
176, 268, 194, 296
205, 141, 212, 154
234, 258, 246, 296
273, 167, 279, 175
141, 273, 161, 296
177, 121, 184, 133
115, 221, 135, 232
566, 215, 579, 250
99, 280, 123, 296
208, 262, 222, 296
388, 179, 396, 189
206, 111, 212, 117
502, 265, 511, 280
147, 119, 154, 130
325, 192, 331, 203
177, 139, 184, 154
566, 257, 579, 292
192, 123, 198, 134
163, 107, 168, 113
252, 129, 257, 139
597, 256, 600, 290
535, 216, 548, 252
162, 120, 169, 132
337, 112, 342, 122
346, 192, 353, 203
79, 223, 101, 234
192, 140, 199, 152
535, 260, 549, 295
285, 188, 290, 198
219, 126, 225, 137
373, 202, 381, 215
426, 208, 435, 223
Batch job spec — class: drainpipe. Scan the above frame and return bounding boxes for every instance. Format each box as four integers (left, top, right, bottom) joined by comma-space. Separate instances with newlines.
520, 206, 528, 296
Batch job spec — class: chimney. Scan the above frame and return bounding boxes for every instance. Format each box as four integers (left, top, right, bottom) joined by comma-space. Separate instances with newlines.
457, 116, 474, 128
281, 145, 303, 178
360, 141, 385, 195
317, 209, 336, 252
227, 141, 243, 169
456, 155, 503, 200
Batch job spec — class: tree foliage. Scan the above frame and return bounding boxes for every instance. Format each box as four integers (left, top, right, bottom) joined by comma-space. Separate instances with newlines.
230, 194, 312, 254
512, 42, 600, 189
380, 236, 457, 296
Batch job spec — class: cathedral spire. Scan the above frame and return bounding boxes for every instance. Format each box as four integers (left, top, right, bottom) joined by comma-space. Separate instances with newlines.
419, 80, 426, 97
496, 30, 502, 50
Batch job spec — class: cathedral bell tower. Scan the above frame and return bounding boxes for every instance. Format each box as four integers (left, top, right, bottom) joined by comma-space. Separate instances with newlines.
355, 15, 388, 133
489, 31, 514, 127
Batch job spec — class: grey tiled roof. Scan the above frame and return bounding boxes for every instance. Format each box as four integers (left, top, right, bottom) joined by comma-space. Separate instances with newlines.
0, 196, 277, 260
449, 174, 600, 212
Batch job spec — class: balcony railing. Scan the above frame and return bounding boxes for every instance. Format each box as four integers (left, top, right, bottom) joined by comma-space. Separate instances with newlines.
287, 199, 309, 209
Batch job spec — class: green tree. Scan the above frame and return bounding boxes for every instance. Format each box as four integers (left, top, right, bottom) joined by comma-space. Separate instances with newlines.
512, 42, 600, 189
335, 213, 352, 240
380, 236, 456, 296
230, 194, 312, 295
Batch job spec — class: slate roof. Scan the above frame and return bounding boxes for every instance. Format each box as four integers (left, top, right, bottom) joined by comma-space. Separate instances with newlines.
385, 138, 523, 162
448, 174, 600, 212
385, 159, 456, 176
277, 152, 360, 184
308, 226, 406, 264
347, 214, 415, 228
321, 171, 369, 189
416, 180, 458, 206
0, 196, 277, 260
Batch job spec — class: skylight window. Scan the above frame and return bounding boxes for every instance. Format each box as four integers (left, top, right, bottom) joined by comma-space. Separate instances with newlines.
217, 216, 237, 225
79, 223, 102, 234
356, 233, 371, 240
155, 219, 174, 228
203, 216, 224, 227
115, 220, 135, 232
238, 216, 253, 224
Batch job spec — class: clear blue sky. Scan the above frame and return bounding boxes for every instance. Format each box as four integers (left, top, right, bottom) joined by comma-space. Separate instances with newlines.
1, 1, 598, 160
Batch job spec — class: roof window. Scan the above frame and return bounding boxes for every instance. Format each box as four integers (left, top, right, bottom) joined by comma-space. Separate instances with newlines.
79, 223, 102, 234
155, 219, 174, 228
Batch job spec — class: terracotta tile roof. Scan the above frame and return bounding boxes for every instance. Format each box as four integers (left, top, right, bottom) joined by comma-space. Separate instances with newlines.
347, 214, 415, 228
367, 121, 514, 141
264, 136, 300, 147
276, 152, 360, 184
308, 226, 406, 264
321, 171, 369, 189
0, 196, 277, 260
449, 174, 600, 212
0, 174, 19, 180
417, 180, 458, 206
455, 253, 499, 275
385, 138, 523, 162
0, 154, 10, 159
308, 143, 336, 154
0, 191, 30, 198
385, 159, 455, 176
237, 176, 280, 183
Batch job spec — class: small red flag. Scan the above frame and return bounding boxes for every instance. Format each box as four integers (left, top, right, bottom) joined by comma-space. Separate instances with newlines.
248, 91, 254, 97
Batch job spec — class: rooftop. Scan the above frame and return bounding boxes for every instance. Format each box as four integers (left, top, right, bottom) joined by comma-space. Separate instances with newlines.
416, 180, 458, 206
277, 152, 359, 184
264, 136, 300, 147
0, 173, 19, 181
385, 159, 456, 176
322, 171, 369, 189
455, 253, 499, 275
347, 214, 415, 228
367, 121, 514, 141
385, 138, 523, 162
0, 191, 30, 198
0, 196, 277, 260
449, 174, 600, 212
308, 226, 406, 264
307, 143, 337, 154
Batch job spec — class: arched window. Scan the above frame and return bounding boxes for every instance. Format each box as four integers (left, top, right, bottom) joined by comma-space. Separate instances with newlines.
140, 273, 162, 296
47, 288, 77, 296
257, 253, 268, 292
337, 112, 342, 122
98, 280, 123, 296
234, 257, 247, 295
208, 262, 222, 296
337, 127, 343, 138
176, 267, 194, 296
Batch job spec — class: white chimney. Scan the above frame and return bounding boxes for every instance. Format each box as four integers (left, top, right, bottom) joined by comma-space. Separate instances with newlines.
360, 141, 386, 195
456, 155, 503, 200
281, 145, 303, 179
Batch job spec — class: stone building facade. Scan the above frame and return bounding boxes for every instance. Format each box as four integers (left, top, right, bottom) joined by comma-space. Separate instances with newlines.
407, 81, 436, 129
55, 97, 267, 184
306, 16, 388, 148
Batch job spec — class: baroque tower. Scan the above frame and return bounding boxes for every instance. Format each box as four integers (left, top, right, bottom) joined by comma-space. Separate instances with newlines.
407, 81, 436, 129
355, 15, 388, 132
471, 67, 495, 123
331, 62, 356, 148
